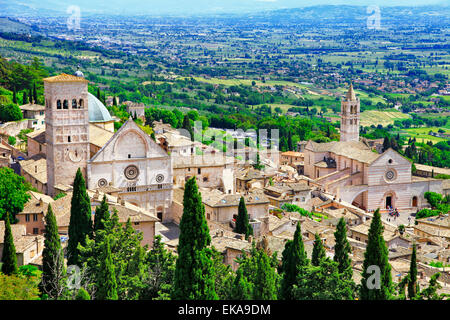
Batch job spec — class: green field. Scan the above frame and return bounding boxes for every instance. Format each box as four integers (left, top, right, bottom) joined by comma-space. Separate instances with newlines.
400, 127, 450, 144
360, 109, 410, 127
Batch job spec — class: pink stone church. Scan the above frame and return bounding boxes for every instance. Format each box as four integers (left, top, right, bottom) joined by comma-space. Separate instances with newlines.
304, 84, 443, 212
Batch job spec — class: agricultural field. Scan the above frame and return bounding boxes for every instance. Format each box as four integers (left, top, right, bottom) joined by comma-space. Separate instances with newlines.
360, 109, 411, 127
400, 127, 450, 144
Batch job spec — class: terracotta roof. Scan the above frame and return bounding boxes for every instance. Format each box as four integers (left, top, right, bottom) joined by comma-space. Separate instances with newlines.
20, 154, 47, 184
306, 140, 379, 164
19, 103, 45, 111
345, 83, 357, 101
21, 191, 54, 215
414, 164, 450, 176
89, 123, 114, 148
43, 73, 89, 83
26, 129, 46, 145
281, 151, 304, 157
0, 222, 44, 253
201, 189, 269, 208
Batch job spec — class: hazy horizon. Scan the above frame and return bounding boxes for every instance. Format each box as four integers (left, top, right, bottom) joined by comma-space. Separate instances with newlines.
1, 0, 449, 16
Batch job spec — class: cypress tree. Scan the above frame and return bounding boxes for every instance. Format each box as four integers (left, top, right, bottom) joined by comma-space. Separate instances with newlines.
279, 222, 308, 300
334, 217, 353, 279
40, 204, 65, 298
359, 209, 393, 300
33, 83, 38, 104
28, 87, 33, 104
253, 248, 277, 300
311, 233, 326, 266
12, 87, 17, 104
96, 87, 101, 100
67, 168, 92, 266
1, 214, 18, 275
93, 195, 110, 233
182, 114, 193, 141
231, 268, 253, 300
235, 197, 253, 239
22, 91, 28, 105
172, 177, 217, 300
96, 236, 118, 300
407, 243, 418, 299
113, 96, 117, 106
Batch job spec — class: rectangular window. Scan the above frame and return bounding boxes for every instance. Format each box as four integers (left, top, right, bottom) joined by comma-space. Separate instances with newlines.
33, 228, 39, 235
25, 214, 30, 222
198, 168, 201, 174
33, 214, 38, 221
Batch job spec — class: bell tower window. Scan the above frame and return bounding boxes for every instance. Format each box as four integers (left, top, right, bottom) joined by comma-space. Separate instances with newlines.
57, 100, 62, 109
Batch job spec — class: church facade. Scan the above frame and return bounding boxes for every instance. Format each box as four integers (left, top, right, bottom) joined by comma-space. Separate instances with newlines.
304, 84, 443, 212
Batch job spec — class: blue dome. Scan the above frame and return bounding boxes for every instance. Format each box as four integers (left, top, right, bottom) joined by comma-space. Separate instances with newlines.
74, 70, 84, 78
88, 93, 113, 123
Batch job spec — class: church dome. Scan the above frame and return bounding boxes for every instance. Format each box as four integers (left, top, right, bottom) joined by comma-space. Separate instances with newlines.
88, 92, 113, 123
74, 70, 84, 78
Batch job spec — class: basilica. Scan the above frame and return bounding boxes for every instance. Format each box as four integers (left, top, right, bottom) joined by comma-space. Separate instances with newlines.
42, 72, 173, 221
303, 84, 443, 212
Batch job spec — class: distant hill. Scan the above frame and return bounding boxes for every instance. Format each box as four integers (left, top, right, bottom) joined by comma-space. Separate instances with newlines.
0, 17, 32, 33
0, 1, 449, 19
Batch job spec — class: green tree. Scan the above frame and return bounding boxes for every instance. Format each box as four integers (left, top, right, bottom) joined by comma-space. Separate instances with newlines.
75, 287, 91, 300
0, 273, 40, 300
142, 235, 176, 300
1, 214, 18, 275
0, 167, 30, 223
172, 177, 217, 300
234, 197, 253, 239
311, 233, 326, 266
253, 248, 278, 300
279, 222, 308, 300
22, 91, 28, 105
181, 114, 194, 141
40, 204, 65, 299
334, 217, 353, 280
292, 258, 354, 300
96, 236, 118, 300
7, 136, 16, 146
407, 243, 418, 299
231, 268, 253, 300
32, 82, 38, 104
93, 195, 110, 233
359, 209, 393, 300
0, 103, 23, 122
67, 168, 92, 266
12, 87, 17, 104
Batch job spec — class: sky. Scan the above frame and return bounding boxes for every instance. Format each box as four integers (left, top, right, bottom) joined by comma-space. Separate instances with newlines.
4, 0, 448, 16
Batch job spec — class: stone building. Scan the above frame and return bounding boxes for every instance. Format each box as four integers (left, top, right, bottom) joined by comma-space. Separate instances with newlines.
19, 103, 46, 130
303, 84, 444, 212
44, 73, 90, 197
87, 119, 173, 221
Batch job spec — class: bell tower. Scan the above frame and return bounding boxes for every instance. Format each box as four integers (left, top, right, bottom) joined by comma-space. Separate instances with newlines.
340, 83, 360, 142
44, 73, 90, 196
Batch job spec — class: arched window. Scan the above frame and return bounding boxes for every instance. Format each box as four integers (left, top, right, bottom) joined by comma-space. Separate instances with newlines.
72, 99, 77, 109
57, 100, 62, 109
79, 99, 84, 108
63, 100, 68, 109
68, 136, 71, 143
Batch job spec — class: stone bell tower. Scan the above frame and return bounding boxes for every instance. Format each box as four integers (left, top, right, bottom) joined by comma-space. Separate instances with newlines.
340, 83, 360, 142
44, 73, 90, 196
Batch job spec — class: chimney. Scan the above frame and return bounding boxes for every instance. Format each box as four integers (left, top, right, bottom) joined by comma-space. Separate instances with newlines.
120, 199, 126, 206
240, 234, 245, 240
248, 235, 253, 243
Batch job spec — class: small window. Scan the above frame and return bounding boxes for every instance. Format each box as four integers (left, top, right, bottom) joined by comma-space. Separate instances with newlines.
79, 99, 84, 108
128, 154, 131, 159
63, 100, 68, 109
33, 228, 39, 235
25, 214, 30, 222
68, 136, 71, 143
33, 214, 38, 221
388, 159, 393, 164
198, 168, 201, 174
57, 100, 62, 109
72, 99, 77, 109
